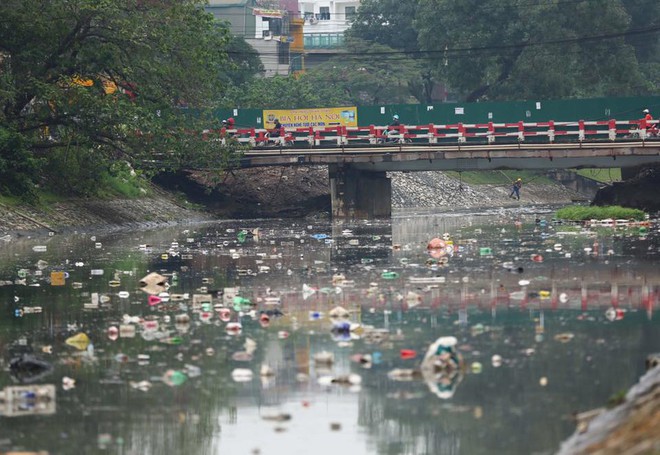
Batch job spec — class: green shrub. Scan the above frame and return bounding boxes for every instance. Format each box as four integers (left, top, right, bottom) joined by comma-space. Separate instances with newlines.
556, 205, 646, 221
0, 127, 41, 203
97, 162, 149, 199
41, 145, 109, 197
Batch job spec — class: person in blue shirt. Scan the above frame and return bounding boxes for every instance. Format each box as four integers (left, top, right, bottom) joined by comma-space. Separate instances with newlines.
509, 178, 522, 200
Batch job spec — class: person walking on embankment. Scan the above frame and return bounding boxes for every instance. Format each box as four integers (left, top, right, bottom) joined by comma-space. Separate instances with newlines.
509, 178, 522, 200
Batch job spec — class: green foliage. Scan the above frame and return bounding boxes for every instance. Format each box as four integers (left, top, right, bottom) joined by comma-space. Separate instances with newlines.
220, 74, 347, 109
346, 0, 420, 52
222, 39, 422, 108
347, 1, 438, 103
555, 205, 645, 221
606, 389, 627, 408
414, 0, 653, 101
41, 145, 110, 197
310, 39, 422, 105
445, 170, 550, 185
576, 169, 621, 183
219, 35, 265, 88
98, 161, 150, 198
0, 0, 238, 197
0, 126, 41, 202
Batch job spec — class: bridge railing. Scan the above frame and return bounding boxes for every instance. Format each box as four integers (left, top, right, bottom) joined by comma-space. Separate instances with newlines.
206, 118, 658, 148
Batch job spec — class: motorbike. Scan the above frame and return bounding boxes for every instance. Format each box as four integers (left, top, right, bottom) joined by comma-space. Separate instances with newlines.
256, 130, 295, 147
378, 128, 412, 144
627, 126, 659, 139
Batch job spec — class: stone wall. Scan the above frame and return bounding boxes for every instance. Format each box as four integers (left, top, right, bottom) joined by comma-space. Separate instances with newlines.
0, 169, 592, 238
391, 171, 586, 209
0, 189, 210, 238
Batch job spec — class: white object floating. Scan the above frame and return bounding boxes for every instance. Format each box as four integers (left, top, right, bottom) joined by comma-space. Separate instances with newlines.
231, 368, 253, 382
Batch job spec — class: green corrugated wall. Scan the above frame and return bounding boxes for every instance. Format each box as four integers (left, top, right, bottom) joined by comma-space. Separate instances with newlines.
214, 95, 660, 128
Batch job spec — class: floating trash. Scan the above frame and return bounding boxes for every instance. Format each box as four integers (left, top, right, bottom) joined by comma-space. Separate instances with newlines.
163, 370, 187, 387
65, 333, 90, 351
605, 307, 624, 321
231, 368, 254, 382
554, 333, 575, 343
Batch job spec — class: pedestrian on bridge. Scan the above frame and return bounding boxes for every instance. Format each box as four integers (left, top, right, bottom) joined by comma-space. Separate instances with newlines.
509, 178, 522, 200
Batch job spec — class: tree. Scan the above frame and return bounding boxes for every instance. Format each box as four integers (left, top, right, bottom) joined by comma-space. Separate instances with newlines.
622, 0, 660, 91
308, 39, 422, 105
220, 74, 348, 109
346, 0, 420, 52
0, 0, 238, 199
415, 0, 652, 101
221, 39, 422, 108
347, 0, 439, 103
221, 35, 265, 87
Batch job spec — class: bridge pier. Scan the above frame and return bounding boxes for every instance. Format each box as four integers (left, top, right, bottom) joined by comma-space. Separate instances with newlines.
329, 164, 391, 218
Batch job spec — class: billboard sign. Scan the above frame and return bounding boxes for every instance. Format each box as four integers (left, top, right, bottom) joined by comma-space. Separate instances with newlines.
263, 107, 358, 129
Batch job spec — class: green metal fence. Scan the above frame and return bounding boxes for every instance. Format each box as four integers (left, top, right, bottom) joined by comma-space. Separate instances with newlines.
213, 95, 660, 129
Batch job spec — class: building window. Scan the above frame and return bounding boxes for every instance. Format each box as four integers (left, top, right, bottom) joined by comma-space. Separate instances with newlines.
318, 7, 330, 20
345, 6, 356, 22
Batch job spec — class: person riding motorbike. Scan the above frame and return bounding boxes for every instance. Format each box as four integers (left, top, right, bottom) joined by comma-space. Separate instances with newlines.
270, 118, 282, 138
383, 114, 401, 142
642, 109, 657, 137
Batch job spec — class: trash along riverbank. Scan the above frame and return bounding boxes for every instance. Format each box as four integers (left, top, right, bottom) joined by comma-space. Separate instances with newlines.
0, 168, 593, 238
0, 190, 210, 238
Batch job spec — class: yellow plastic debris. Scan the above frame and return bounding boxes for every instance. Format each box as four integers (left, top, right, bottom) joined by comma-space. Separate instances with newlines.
50, 271, 66, 286
66, 332, 90, 350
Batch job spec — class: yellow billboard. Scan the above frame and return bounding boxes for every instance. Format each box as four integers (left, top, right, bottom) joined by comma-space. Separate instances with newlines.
263, 107, 358, 129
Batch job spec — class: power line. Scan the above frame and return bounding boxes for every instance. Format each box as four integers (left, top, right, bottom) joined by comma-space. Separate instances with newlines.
224, 23, 660, 59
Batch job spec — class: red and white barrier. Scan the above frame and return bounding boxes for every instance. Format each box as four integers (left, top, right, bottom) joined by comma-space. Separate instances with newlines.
208, 118, 658, 148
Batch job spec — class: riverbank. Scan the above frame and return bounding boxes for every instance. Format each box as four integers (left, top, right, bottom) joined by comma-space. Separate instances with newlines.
557, 359, 660, 455
0, 168, 594, 237
166, 167, 591, 217
0, 185, 211, 239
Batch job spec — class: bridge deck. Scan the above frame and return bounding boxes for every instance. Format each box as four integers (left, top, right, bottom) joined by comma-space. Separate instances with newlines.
239, 140, 660, 172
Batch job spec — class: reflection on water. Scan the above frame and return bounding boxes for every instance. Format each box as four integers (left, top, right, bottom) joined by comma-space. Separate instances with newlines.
0, 207, 659, 454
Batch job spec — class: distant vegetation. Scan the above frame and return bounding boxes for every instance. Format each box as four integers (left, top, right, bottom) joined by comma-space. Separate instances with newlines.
445, 171, 552, 185
556, 205, 645, 221
576, 169, 622, 183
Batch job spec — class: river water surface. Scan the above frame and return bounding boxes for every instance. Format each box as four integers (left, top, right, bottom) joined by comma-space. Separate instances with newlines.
0, 207, 658, 455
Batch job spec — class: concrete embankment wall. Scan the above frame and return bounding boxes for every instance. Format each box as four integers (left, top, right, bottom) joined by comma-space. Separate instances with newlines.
0, 168, 595, 236
0, 190, 209, 238
391, 172, 588, 209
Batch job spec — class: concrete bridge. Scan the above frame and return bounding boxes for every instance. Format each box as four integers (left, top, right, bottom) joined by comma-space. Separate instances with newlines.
213, 119, 660, 218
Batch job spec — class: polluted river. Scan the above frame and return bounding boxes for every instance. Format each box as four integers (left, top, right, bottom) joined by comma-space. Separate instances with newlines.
0, 206, 658, 455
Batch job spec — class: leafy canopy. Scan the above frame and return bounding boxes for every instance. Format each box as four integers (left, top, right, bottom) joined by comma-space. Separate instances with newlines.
222, 39, 422, 108
346, 0, 659, 102
0, 0, 240, 199
416, 0, 650, 101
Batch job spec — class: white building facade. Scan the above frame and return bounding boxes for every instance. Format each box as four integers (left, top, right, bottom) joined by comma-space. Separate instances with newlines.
299, 0, 359, 49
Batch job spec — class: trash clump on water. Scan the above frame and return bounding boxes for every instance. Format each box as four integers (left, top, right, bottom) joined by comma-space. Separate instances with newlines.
9, 354, 54, 384
388, 336, 464, 400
